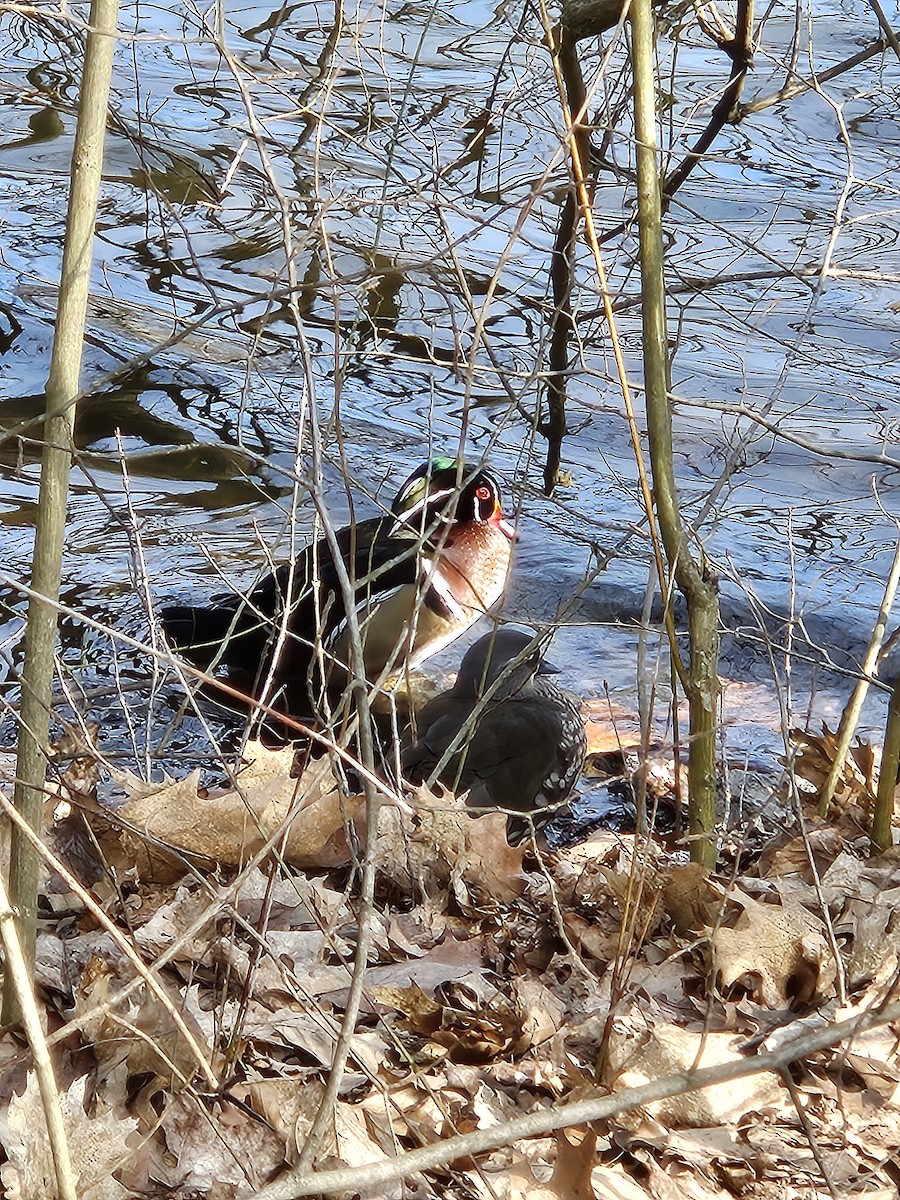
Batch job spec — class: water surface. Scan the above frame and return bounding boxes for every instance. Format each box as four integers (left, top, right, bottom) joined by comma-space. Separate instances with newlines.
0, 0, 898, 784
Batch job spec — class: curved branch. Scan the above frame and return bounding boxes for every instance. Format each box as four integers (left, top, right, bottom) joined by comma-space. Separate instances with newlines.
251, 999, 900, 1199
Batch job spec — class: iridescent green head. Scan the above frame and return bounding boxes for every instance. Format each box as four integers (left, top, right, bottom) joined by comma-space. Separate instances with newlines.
390, 457, 510, 538
391, 457, 465, 517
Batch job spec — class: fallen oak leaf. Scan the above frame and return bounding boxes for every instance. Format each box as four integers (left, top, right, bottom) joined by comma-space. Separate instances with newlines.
787, 724, 877, 809
662, 862, 721, 934
369, 983, 443, 1034
75, 952, 216, 1091
711, 887, 837, 1006
375, 788, 527, 903
473, 1129, 599, 1199
0, 1074, 139, 1200
606, 1018, 785, 1126
113, 742, 361, 869
157, 1090, 287, 1196
463, 811, 527, 902
550, 1127, 598, 1200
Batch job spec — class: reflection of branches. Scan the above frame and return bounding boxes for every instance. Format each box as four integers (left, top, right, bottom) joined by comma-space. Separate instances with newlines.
2, 10, 219, 203
543, 24, 592, 494
689, 66, 857, 533
595, 263, 900, 316
541, 6, 637, 493
600, 0, 755, 243
740, 33, 896, 116
662, 0, 754, 199
670, 393, 900, 474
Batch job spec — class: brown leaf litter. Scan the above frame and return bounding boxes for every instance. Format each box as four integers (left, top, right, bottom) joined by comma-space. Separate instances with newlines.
2, 736, 900, 1198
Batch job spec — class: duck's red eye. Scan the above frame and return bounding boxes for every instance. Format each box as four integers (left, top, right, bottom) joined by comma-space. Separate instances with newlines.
476, 485, 492, 501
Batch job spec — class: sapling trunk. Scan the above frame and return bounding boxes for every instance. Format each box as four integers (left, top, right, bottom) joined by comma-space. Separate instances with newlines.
630, 0, 721, 866
819, 535, 900, 815
2, 0, 118, 1025
872, 677, 900, 855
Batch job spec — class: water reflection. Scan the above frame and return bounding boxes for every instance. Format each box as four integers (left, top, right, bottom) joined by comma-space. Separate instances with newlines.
0, 0, 897, 780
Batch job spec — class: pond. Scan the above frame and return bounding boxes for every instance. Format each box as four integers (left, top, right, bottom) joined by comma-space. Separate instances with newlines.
0, 0, 898, 794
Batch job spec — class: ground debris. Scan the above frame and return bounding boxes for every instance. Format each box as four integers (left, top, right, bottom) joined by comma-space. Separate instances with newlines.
786, 724, 879, 816
4, 741, 900, 1200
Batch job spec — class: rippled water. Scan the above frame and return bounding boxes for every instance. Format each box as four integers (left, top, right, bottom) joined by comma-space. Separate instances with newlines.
1, 0, 899, 778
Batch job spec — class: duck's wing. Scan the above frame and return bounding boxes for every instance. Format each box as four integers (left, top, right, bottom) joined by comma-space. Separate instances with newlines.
462, 699, 585, 813
160, 514, 393, 671
401, 698, 477, 787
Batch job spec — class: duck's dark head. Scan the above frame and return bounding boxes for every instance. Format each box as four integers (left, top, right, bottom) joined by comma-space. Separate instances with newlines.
454, 626, 558, 700
391, 457, 515, 542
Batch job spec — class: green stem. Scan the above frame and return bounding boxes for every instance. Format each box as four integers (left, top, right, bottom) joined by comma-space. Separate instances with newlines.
631, 0, 721, 866
3, 0, 118, 1025
872, 679, 900, 855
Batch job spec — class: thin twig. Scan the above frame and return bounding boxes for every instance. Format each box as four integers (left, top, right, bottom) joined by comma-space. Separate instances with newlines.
251, 999, 900, 1199
0, 788, 220, 1087
780, 1069, 840, 1200
0, 869, 77, 1200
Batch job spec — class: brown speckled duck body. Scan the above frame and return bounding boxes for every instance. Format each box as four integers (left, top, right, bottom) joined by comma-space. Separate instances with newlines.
402, 626, 586, 822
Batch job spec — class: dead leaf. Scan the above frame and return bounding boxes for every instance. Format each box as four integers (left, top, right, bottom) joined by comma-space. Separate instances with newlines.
113, 742, 361, 869
663, 863, 720, 933
369, 982, 442, 1032
788, 724, 877, 810
561, 910, 621, 962
156, 1091, 286, 1198
549, 1126, 597, 1199
0, 1074, 139, 1200
463, 812, 527, 902
510, 976, 567, 1051
757, 823, 846, 881
474, 1128, 599, 1199
711, 887, 837, 1006
607, 1018, 785, 1126
75, 953, 215, 1091
414, 976, 521, 1065
249, 1081, 402, 1198
376, 789, 527, 903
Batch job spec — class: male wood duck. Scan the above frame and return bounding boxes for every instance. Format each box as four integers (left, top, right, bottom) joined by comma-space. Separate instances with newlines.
402, 626, 586, 827
159, 457, 516, 708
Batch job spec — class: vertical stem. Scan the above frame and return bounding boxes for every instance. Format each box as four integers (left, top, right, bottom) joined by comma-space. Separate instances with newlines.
0, 868, 77, 1199
631, 0, 721, 866
873, 678, 900, 855
3, 0, 118, 1024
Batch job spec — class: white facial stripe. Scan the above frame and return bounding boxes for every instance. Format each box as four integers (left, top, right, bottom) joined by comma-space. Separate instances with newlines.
391, 486, 457, 534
